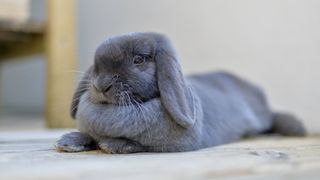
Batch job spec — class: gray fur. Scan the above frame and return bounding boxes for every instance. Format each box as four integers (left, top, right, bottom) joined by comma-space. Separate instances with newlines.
270, 112, 306, 136
56, 32, 306, 153
55, 132, 96, 152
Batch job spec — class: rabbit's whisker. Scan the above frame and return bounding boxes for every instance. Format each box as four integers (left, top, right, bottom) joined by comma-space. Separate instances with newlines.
75, 87, 90, 92
67, 70, 86, 74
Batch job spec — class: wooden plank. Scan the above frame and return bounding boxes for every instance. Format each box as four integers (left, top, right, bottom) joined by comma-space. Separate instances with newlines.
0, 133, 319, 180
0, 32, 44, 60
0, 14, 45, 60
46, 0, 77, 128
0, 20, 43, 34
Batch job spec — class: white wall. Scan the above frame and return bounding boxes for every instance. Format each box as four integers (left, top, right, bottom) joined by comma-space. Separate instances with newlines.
0, 55, 46, 114
78, 0, 320, 133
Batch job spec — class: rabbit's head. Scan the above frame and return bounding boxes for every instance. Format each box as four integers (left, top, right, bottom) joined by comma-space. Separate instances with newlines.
72, 32, 196, 128
89, 33, 159, 105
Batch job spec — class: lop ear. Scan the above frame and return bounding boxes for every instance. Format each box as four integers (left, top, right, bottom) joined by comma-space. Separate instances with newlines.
155, 36, 196, 128
70, 66, 93, 119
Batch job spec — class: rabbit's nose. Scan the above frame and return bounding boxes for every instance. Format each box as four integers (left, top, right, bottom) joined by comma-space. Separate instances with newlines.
93, 83, 112, 93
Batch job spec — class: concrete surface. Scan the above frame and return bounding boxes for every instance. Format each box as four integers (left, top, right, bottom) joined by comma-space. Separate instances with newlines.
1, 130, 320, 180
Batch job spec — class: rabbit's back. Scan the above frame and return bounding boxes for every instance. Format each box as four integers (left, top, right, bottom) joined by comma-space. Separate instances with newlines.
187, 71, 273, 146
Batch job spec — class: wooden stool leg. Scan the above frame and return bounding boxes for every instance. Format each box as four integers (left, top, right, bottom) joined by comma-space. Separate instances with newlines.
46, 0, 77, 128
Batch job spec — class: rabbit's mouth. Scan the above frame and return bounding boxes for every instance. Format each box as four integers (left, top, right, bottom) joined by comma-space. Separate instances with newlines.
107, 85, 144, 105
89, 88, 146, 106
89, 80, 158, 106
112, 92, 155, 106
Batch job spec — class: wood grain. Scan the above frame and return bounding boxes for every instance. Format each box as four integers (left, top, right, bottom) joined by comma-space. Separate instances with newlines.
0, 131, 319, 180
46, 0, 77, 128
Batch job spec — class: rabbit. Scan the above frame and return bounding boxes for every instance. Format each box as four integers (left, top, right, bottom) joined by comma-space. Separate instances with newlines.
56, 32, 306, 153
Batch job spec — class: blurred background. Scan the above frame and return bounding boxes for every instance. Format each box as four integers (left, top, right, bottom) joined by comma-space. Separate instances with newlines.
0, 0, 319, 133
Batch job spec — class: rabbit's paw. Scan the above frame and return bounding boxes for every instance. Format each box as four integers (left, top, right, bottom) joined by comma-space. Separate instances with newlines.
98, 138, 144, 154
55, 132, 97, 152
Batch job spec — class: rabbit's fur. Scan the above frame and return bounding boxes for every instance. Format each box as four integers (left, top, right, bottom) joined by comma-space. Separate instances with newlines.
56, 32, 305, 153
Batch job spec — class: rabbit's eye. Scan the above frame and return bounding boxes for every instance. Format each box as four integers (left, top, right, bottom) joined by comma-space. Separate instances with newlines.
133, 55, 145, 65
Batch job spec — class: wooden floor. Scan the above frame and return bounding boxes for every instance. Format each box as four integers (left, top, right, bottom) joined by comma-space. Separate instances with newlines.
0, 130, 320, 180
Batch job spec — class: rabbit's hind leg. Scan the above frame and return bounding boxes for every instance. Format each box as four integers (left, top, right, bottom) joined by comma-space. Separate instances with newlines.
55, 132, 97, 152
98, 138, 145, 154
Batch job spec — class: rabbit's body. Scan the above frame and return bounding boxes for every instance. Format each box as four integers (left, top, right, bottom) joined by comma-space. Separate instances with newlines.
76, 90, 202, 152
76, 71, 273, 152
56, 32, 305, 153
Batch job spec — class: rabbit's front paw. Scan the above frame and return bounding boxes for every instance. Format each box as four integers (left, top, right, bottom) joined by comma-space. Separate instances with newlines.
55, 132, 97, 152
98, 138, 144, 154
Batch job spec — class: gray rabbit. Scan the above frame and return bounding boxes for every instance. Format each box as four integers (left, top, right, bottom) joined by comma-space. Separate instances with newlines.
56, 32, 305, 153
